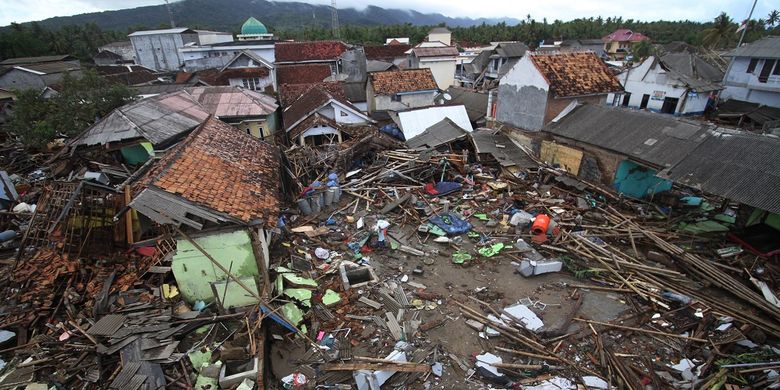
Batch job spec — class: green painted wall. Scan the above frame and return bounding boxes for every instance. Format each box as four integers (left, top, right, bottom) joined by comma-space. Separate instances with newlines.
120, 142, 154, 165
172, 230, 259, 304
747, 209, 780, 231
613, 160, 672, 199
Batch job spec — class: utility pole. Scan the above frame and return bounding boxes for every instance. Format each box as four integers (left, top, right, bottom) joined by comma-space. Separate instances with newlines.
331, 0, 340, 39
164, 0, 176, 28
737, 0, 758, 48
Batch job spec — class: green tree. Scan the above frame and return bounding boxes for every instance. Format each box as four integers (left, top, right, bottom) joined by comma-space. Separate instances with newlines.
4, 69, 136, 148
630, 39, 653, 61
701, 12, 737, 48
767, 10, 779, 27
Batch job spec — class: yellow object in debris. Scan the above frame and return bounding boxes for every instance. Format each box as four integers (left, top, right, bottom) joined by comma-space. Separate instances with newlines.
162, 284, 179, 299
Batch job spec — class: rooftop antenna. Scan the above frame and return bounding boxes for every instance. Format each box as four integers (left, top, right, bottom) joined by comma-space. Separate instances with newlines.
163, 0, 176, 28
331, 0, 340, 38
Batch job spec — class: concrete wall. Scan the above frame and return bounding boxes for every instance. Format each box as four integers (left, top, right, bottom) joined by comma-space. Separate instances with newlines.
319, 103, 368, 124
496, 55, 550, 131
227, 76, 274, 91
183, 56, 231, 72
428, 32, 452, 45
131, 32, 197, 71
722, 57, 780, 108
197, 32, 234, 45
417, 58, 456, 89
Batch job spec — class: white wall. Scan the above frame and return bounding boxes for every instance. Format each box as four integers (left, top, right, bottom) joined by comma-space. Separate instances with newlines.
428, 32, 451, 46
197, 32, 234, 45
371, 91, 437, 112
418, 58, 457, 90
722, 57, 780, 108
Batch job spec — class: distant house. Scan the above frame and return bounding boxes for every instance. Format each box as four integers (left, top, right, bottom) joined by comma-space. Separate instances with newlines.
721, 36, 780, 108
459, 42, 528, 87
559, 39, 606, 58
128, 28, 200, 71
282, 85, 373, 146
427, 27, 452, 46
219, 50, 275, 92
609, 53, 723, 115
0, 61, 82, 91
0, 88, 15, 125
95, 41, 135, 65
497, 51, 623, 131
366, 69, 439, 114
408, 46, 459, 90
602, 29, 650, 60
179, 18, 275, 72
543, 104, 711, 198
188, 86, 278, 140
364, 44, 412, 67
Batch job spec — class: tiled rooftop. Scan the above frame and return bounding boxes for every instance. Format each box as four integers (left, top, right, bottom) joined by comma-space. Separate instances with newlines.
275, 41, 348, 63
149, 116, 280, 226
283, 85, 361, 131
529, 52, 623, 98
368, 69, 438, 95
278, 82, 345, 107
603, 29, 649, 42
364, 44, 412, 60
276, 64, 333, 86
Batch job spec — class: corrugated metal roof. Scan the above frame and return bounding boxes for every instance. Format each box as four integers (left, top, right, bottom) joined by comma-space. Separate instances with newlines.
727, 36, 780, 59
128, 28, 194, 37
495, 42, 528, 58
436, 87, 487, 122
186, 86, 277, 117
0, 55, 75, 65
544, 104, 711, 168
406, 117, 469, 148
16, 61, 80, 75
663, 131, 780, 214
659, 53, 723, 91
73, 90, 209, 148
412, 46, 459, 58
396, 105, 473, 140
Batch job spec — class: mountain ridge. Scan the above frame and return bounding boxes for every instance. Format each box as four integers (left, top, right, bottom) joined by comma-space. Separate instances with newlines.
5, 0, 521, 32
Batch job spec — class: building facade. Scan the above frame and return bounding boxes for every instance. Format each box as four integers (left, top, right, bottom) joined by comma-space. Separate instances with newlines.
128, 28, 199, 71
366, 69, 439, 114
721, 36, 780, 108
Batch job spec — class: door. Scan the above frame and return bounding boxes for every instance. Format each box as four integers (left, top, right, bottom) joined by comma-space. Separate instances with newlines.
640, 94, 650, 109
758, 59, 776, 83
622, 92, 631, 107
661, 97, 679, 114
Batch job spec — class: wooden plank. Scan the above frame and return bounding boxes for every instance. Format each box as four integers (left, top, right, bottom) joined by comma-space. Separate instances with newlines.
321, 362, 431, 372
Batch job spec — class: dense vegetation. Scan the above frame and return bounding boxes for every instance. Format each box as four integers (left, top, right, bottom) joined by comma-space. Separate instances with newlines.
2, 9, 778, 61
4, 70, 135, 148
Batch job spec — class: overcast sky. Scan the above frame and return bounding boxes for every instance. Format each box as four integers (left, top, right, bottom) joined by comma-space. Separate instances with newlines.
1, 0, 777, 27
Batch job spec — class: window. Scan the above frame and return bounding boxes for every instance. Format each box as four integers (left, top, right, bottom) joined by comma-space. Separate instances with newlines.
622, 92, 631, 107
774, 60, 780, 76
391, 94, 401, 102
759, 59, 776, 83
747, 58, 759, 73
340, 110, 348, 117
241, 78, 263, 90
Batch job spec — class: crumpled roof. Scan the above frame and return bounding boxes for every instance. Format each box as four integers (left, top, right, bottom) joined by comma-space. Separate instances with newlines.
72, 90, 209, 148
187, 86, 277, 117
659, 53, 723, 91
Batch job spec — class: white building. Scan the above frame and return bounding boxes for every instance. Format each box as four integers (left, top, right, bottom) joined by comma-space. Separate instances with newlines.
283, 86, 373, 146
408, 46, 459, 90
128, 28, 200, 71
721, 36, 780, 108
178, 18, 275, 72
427, 27, 452, 46
609, 53, 722, 116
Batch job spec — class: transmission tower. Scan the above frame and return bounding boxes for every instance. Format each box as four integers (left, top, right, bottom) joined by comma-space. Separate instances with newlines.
164, 0, 176, 28
331, 0, 340, 38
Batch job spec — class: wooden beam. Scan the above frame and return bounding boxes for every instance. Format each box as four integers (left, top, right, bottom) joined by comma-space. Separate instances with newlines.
321, 362, 431, 372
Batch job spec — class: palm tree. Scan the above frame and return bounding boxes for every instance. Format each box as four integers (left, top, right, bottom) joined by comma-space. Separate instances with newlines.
767, 10, 779, 27
702, 12, 737, 48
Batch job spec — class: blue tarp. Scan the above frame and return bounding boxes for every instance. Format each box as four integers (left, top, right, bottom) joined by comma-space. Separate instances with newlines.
380, 124, 405, 141
429, 213, 473, 235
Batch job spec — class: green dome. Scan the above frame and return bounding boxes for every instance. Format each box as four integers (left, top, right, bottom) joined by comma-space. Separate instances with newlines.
241, 17, 268, 35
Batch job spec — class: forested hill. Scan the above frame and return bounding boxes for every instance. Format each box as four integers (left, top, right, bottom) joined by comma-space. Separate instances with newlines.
5, 0, 520, 32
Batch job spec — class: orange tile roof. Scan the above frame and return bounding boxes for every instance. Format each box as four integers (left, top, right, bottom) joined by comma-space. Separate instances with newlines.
149, 116, 280, 226
368, 69, 438, 96
529, 52, 623, 98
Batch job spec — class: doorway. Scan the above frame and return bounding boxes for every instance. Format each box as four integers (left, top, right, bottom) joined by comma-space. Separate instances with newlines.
640, 94, 650, 109
661, 97, 679, 114
622, 92, 631, 107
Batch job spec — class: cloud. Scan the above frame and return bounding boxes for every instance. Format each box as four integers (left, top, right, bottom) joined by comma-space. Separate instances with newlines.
1, 0, 776, 27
